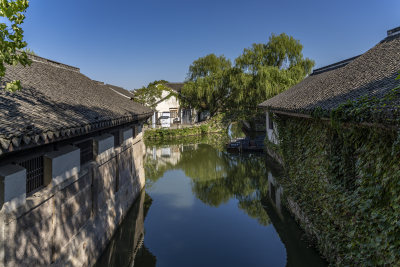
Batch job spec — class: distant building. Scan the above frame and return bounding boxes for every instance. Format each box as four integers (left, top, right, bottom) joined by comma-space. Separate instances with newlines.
152, 82, 197, 127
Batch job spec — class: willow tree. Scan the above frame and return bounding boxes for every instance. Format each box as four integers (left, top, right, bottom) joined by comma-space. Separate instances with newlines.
229, 33, 315, 118
132, 80, 173, 108
181, 34, 314, 120
0, 0, 31, 92
181, 54, 231, 116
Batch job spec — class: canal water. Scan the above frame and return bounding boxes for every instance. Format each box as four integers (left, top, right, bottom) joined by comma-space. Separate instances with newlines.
95, 137, 327, 267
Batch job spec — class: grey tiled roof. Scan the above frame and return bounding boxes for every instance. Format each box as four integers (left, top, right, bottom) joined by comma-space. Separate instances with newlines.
0, 55, 153, 155
106, 84, 135, 99
165, 82, 184, 92
259, 33, 400, 118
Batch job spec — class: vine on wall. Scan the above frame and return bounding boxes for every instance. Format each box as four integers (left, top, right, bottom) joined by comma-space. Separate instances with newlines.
267, 83, 400, 266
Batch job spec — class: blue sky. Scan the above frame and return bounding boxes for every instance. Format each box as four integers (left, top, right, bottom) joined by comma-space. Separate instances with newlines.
22, 0, 399, 90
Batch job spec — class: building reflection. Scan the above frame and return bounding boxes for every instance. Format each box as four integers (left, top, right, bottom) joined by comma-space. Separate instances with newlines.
263, 157, 327, 267
144, 143, 327, 266
145, 143, 271, 225
94, 190, 156, 267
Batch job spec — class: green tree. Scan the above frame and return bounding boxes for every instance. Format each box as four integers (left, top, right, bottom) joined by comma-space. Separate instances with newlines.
133, 80, 176, 108
229, 33, 314, 118
181, 54, 231, 115
235, 33, 314, 74
0, 0, 31, 92
181, 34, 314, 120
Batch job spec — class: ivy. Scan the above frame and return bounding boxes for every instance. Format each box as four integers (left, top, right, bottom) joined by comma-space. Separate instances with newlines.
144, 114, 227, 140
272, 115, 400, 265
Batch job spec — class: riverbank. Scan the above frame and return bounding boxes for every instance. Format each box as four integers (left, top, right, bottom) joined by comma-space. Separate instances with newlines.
144, 114, 228, 140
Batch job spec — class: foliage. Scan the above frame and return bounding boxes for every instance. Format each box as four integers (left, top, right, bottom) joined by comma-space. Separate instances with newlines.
144, 113, 227, 140
181, 54, 232, 115
330, 78, 400, 127
187, 53, 232, 81
22, 47, 35, 55
235, 33, 314, 74
180, 33, 314, 120
262, 71, 400, 266
132, 80, 177, 108
272, 111, 400, 266
144, 133, 229, 150
229, 33, 314, 118
0, 0, 31, 92
144, 142, 272, 226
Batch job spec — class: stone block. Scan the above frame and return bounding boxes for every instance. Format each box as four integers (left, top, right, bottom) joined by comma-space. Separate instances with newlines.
118, 148, 132, 186
0, 164, 26, 211
5, 197, 53, 266
44, 146, 80, 187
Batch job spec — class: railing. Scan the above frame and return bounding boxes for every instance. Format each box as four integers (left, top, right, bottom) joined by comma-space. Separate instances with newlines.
19, 155, 44, 194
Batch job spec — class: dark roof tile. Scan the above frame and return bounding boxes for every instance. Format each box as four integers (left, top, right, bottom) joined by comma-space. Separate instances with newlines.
259, 34, 400, 118
0, 56, 153, 155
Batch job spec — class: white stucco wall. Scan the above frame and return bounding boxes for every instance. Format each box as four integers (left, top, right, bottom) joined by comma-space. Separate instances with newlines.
266, 112, 279, 145
155, 91, 180, 113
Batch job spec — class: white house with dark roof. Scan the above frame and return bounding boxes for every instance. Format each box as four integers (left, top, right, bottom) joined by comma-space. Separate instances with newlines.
0, 53, 152, 266
152, 82, 197, 127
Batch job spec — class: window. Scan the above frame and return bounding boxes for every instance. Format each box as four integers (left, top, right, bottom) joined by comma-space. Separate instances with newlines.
111, 130, 121, 147
170, 109, 178, 118
268, 113, 274, 130
75, 139, 93, 165
19, 155, 44, 194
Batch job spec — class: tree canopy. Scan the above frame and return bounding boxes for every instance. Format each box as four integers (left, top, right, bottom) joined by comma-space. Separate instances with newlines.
181, 33, 315, 119
181, 54, 232, 115
133, 80, 178, 108
0, 0, 31, 92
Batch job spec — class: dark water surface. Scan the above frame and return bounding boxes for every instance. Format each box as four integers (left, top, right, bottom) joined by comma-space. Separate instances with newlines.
96, 140, 327, 267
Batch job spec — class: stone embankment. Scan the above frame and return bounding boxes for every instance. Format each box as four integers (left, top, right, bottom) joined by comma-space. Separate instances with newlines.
0, 132, 146, 266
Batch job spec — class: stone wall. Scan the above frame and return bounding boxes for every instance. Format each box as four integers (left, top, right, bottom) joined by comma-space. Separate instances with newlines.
0, 131, 146, 267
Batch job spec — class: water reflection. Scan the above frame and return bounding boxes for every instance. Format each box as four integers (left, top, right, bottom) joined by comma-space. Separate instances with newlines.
96, 140, 326, 266
145, 143, 272, 226
95, 191, 157, 267
143, 142, 326, 266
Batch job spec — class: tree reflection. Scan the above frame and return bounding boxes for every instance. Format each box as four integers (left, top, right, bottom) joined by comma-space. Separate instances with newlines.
145, 142, 272, 226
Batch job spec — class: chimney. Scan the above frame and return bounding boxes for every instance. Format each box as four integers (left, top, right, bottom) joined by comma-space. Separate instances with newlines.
387, 26, 400, 37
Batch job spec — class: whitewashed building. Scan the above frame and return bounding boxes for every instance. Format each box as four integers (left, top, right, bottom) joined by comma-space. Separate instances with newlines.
152, 83, 196, 127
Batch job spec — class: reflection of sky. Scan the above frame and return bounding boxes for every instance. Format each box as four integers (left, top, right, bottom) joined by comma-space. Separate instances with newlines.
142, 143, 326, 266
144, 167, 287, 267
147, 170, 195, 209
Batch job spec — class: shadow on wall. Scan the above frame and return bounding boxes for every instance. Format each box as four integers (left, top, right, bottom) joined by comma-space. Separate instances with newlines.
1, 134, 147, 266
